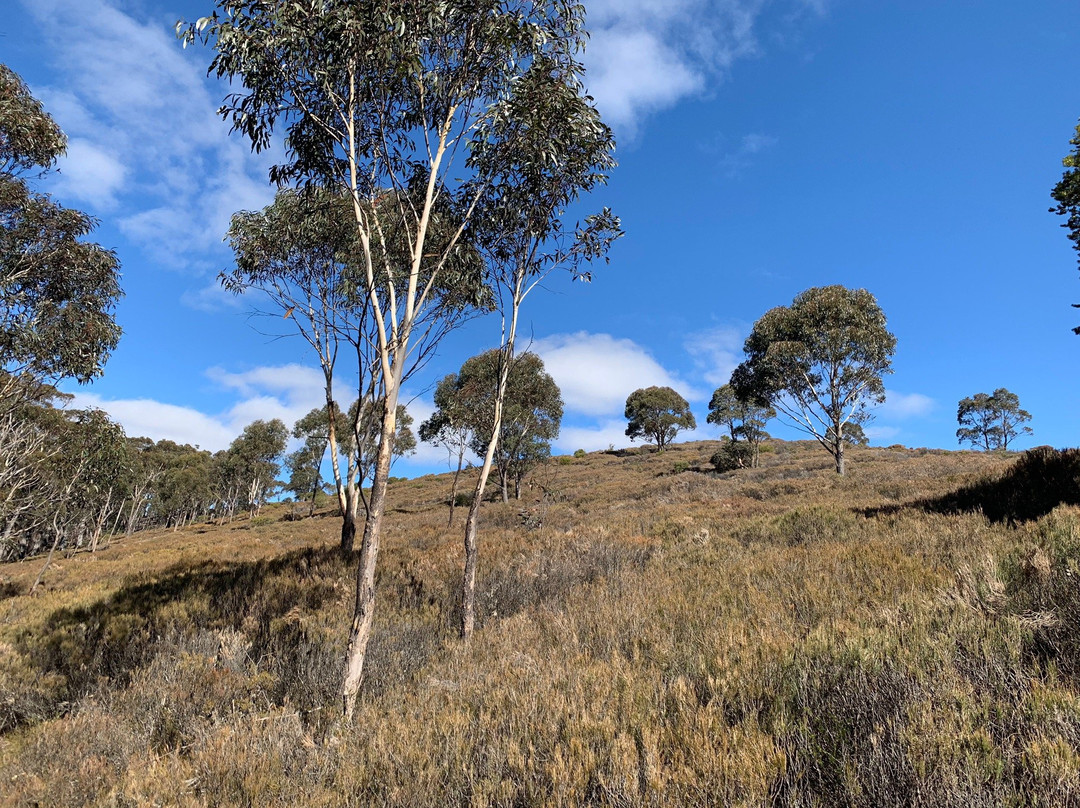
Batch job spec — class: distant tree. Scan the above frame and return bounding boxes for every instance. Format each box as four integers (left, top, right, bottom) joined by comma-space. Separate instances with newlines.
956, 388, 1032, 451
0, 64, 122, 403
827, 421, 869, 447
707, 383, 774, 467
732, 285, 896, 475
29, 407, 129, 593
453, 351, 562, 503
419, 373, 475, 527
625, 386, 696, 452
1051, 120, 1080, 333
223, 419, 288, 518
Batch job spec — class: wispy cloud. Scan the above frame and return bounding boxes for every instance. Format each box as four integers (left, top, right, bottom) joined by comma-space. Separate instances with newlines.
875, 390, 935, 420
718, 132, 779, 176
583, 0, 827, 136
684, 325, 745, 388
23, 0, 276, 267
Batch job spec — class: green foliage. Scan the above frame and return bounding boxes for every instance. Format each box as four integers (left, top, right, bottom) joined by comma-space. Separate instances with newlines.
707, 383, 774, 467
956, 388, 1033, 451
711, 440, 753, 472
0, 64, 122, 396
733, 285, 895, 474
455, 350, 562, 499
624, 386, 696, 452
573, 449, 586, 459
827, 421, 869, 446
222, 419, 289, 517
1050, 120, 1080, 333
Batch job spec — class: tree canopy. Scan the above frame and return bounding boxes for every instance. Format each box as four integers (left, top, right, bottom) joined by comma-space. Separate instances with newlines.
956, 388, 1033, 451
707, 383, 774, 468
624, 386, 696, 452
451, 350, 562, 502
732, 285, 895, 475
1051, 120, 1080, 333
0, 64, 122, 401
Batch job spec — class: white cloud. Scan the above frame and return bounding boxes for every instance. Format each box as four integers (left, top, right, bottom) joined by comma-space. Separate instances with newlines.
583, 0, 764, 134
864, 425, 900, 442
23, 0, 276, 264
684, 325, 744, 387
875, 391, 935, 420
555, 419, 631, 453
719, 132, 779, 176
68, 392, 235, 450
54, 138, 128, 209
68, 364, 330, 452
581, 1, 828, 136
533, 331, 704, 418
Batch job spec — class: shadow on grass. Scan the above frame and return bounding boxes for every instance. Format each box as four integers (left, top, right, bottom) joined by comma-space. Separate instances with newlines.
862, 447, 1080, 526
5, 545, 359, 732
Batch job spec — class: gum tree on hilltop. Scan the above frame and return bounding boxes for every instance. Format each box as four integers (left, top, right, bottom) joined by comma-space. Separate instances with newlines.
459, 350, 562, 503
732, 285, 896, 475
182, 1, 603, 717
624, 386, 696, 452
1051, 120, 1080, 332
956, 388, 1032, 451
707, 383, 774, 468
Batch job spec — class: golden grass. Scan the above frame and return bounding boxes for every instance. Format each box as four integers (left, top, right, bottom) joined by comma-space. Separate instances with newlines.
2, 441, 1078, 806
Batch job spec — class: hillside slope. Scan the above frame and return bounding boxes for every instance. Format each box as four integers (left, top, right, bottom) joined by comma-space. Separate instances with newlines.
2, 441, 1079, 807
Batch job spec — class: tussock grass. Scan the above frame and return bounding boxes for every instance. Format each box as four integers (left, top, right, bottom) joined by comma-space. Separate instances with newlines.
2, 441, 1080, 806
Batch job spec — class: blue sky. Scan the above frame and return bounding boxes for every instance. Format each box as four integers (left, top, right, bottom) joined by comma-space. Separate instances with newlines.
4, 0, 1078, 476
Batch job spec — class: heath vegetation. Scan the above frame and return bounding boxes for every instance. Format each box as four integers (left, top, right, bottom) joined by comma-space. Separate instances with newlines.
4, 440, 1080, 806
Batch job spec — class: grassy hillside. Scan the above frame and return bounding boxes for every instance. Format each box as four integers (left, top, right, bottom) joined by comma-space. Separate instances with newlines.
2, 441, 1080, 806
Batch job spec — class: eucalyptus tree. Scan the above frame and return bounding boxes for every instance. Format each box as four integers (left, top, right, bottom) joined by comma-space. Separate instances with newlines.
624, 386, 696, 452
732, 285, 896, 475
1051, 120, 1080, 332
0, 65, 122, 404
956, 388, 1033, 451
226, 187, 477, 550
222, 419, 288, 518
458, 350, 562, 502
456, 57, 619, 639
418, 372, 476, 526
183, 0, 615, 716
706, 383, 774, 467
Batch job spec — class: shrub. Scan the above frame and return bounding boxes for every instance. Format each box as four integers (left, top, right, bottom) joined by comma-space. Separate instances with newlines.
573, 449, 586, 459
712, 441, 753, 472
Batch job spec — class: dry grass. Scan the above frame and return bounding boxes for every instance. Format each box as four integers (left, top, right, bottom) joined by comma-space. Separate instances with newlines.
2, 441, 1079, 806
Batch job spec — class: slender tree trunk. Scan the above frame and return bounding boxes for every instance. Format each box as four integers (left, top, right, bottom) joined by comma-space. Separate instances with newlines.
340, 482, 360, 554
447, 449, 464, 528
500, 470, 509, 503
461, 313, 517, 640
30, 517, 65, 596
461, 429, 500, 640
836, 440, 845, 475
341, 385, 399, 720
